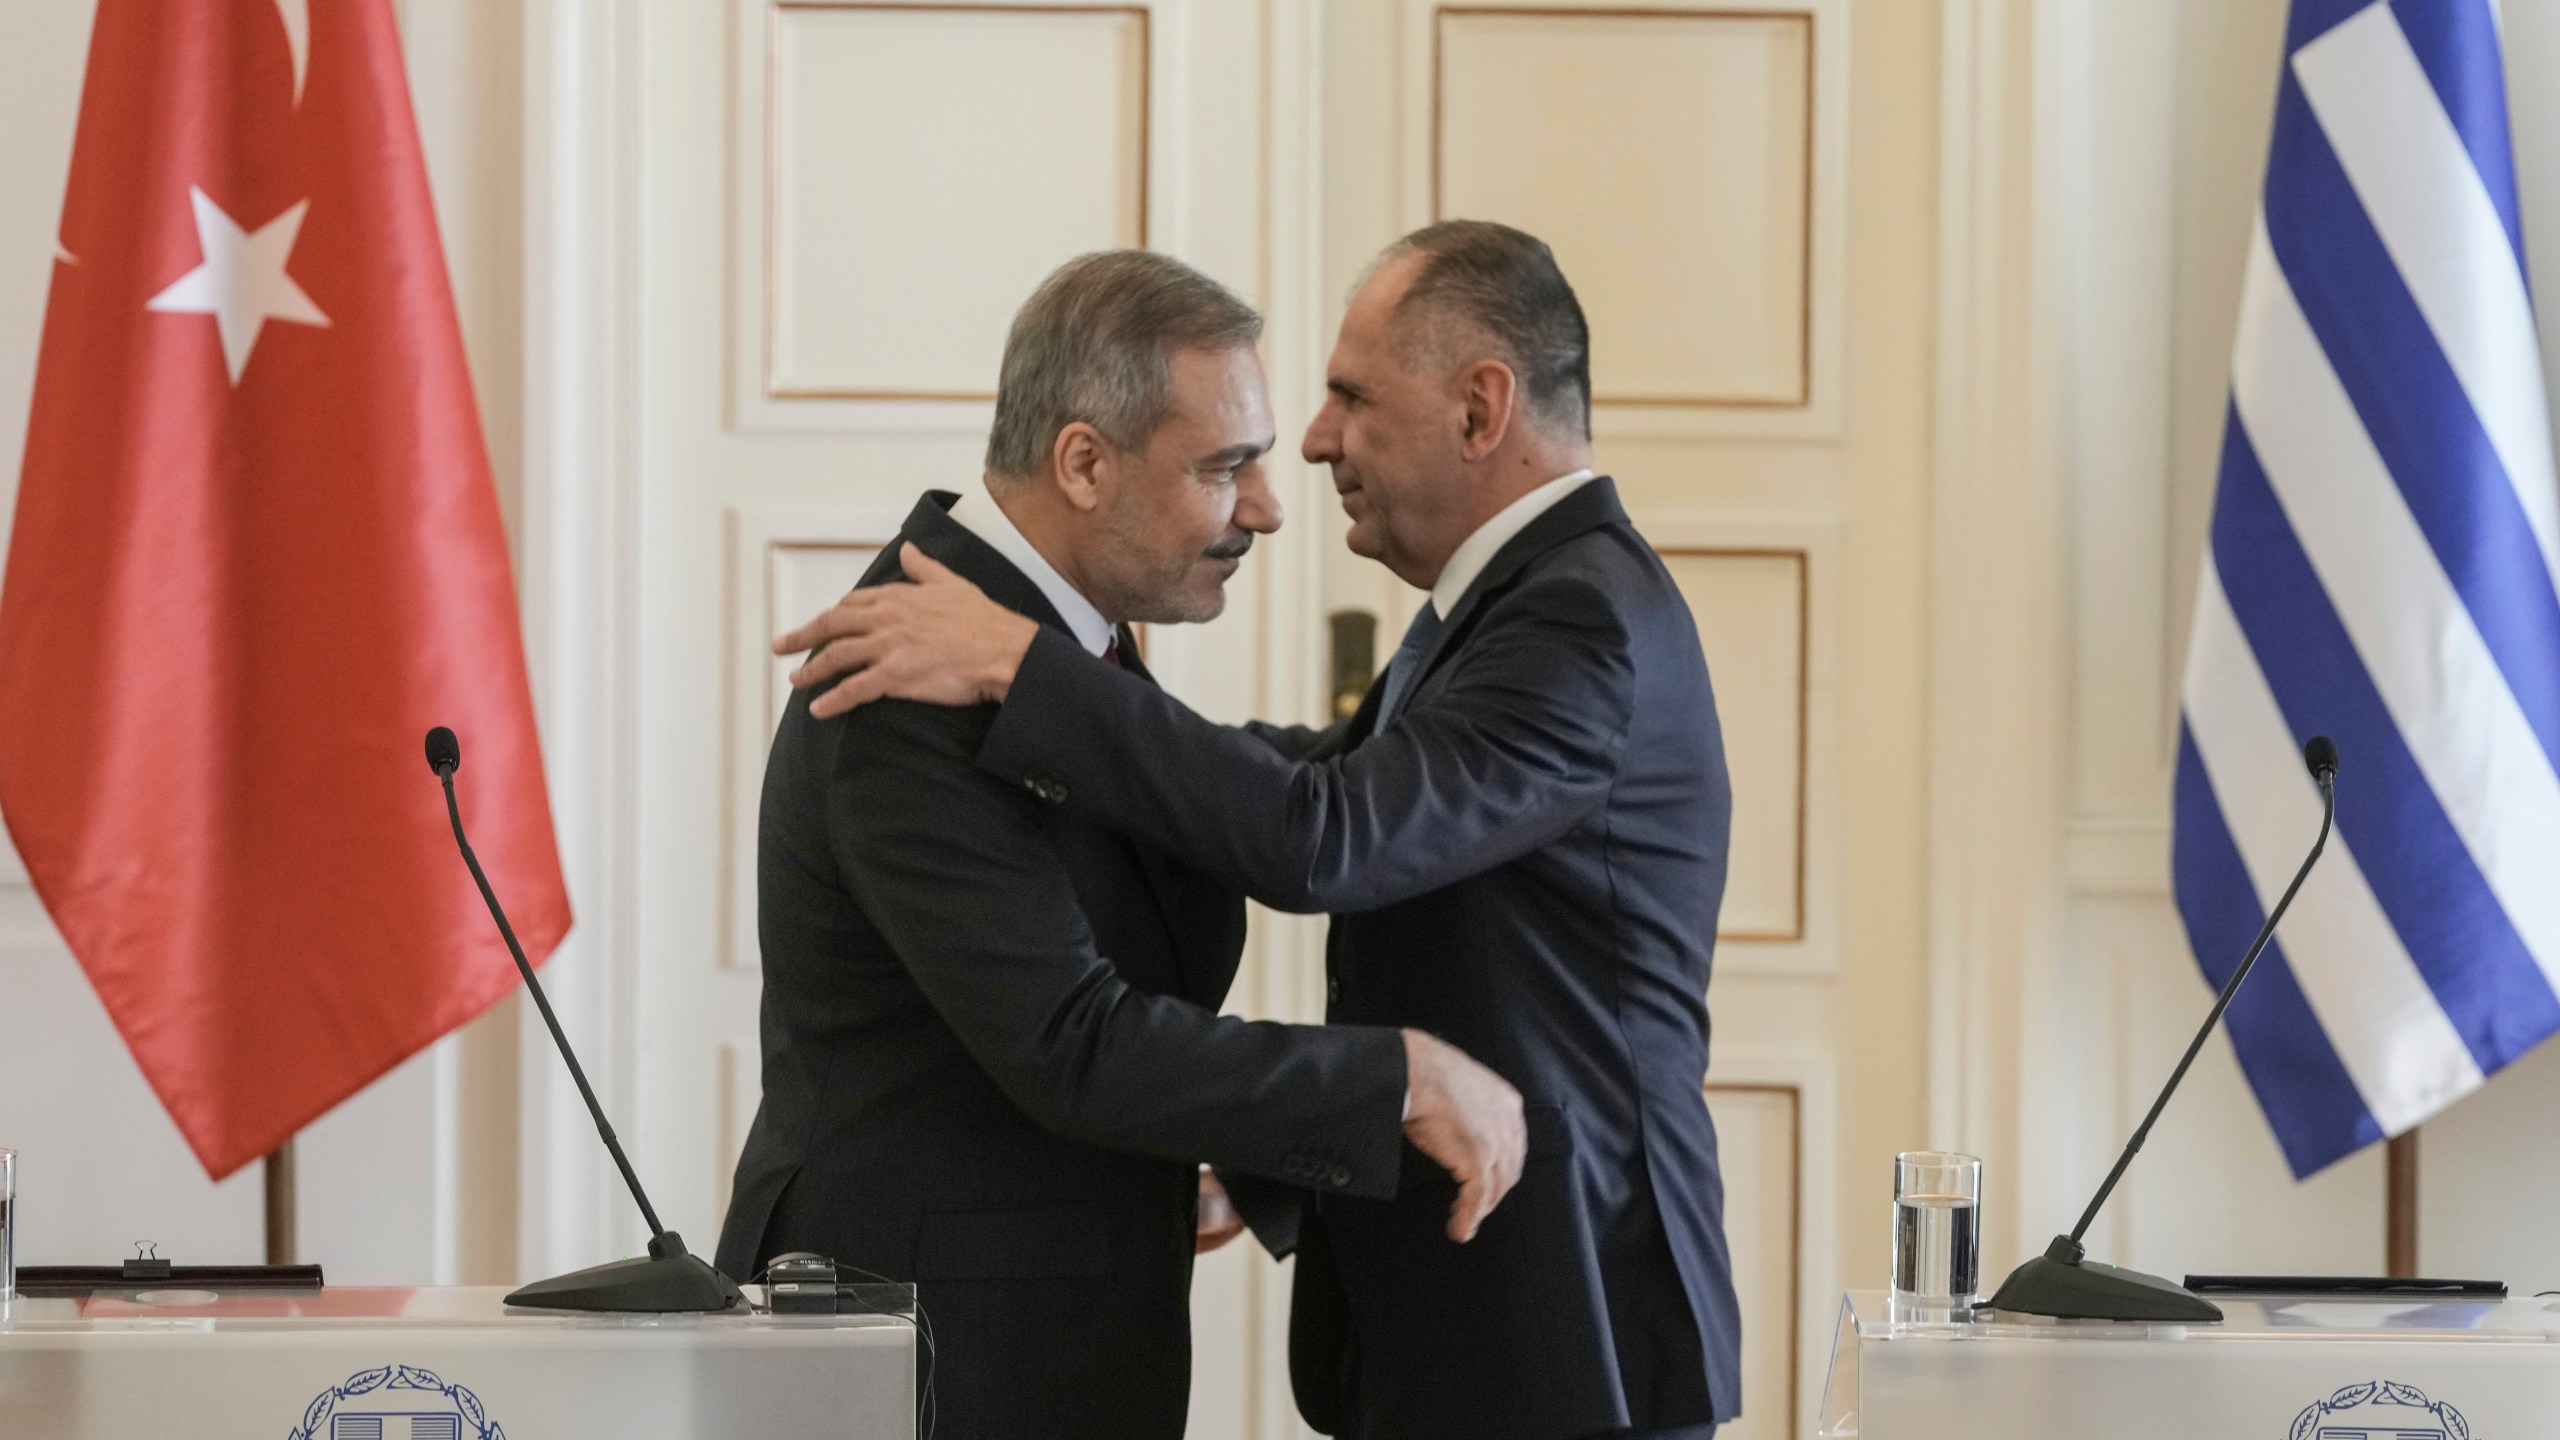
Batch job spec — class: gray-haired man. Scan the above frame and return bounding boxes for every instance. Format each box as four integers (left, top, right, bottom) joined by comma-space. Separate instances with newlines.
715, 250, 1526, 1440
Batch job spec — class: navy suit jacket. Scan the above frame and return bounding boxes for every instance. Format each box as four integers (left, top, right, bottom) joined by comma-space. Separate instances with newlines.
718, 492, 1409, 1440
978, 477, 1743, 1438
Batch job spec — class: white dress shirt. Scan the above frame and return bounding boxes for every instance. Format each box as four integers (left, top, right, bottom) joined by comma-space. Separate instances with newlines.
948, 488, 1115, 657
1429, 468, 1597, 615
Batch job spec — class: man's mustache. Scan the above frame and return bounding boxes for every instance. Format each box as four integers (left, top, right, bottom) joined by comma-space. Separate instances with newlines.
1205, 533, 1255, 562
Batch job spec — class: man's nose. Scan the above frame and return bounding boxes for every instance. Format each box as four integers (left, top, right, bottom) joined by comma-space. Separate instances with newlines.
1236, 466, 1284, 534
1302, 404, 1342, 465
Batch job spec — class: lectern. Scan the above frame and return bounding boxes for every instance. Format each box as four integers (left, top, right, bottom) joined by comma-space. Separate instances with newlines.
0, 1286, 915, 1438
1820, 1289, 2560, 1438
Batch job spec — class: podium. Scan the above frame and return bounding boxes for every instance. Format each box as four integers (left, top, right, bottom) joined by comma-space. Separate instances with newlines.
1819, 1288, 2560, 1437
0, 1286, 915, 1437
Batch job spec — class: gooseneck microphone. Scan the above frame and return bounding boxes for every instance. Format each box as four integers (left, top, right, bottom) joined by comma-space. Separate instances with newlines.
426, 726, 742, 1313
1986, 735, 2339, 1322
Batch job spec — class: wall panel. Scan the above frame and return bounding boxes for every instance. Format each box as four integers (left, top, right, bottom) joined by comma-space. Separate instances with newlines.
1704, 1081, 1802, 1440
766, 3, 1149, 399
1663, 549, 1808, 943
1437, 8, 1812, 407
765, 541, 890, 737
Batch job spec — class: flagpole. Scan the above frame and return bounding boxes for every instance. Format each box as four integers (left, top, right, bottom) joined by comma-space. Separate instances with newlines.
263, 1139, 296, 1266
2385, 1128, 2418, 1278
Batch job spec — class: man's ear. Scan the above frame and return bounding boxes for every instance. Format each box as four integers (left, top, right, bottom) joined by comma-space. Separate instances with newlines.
1050, 422, 1113, 513
1456, 359, 1519, 463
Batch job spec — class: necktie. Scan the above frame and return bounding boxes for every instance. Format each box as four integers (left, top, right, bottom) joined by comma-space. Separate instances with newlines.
1372, 602, 1443, 728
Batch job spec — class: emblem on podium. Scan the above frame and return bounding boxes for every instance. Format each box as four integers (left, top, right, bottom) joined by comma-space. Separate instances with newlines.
2290, 1381, 2468, 1440
291, 1364, 505, 1440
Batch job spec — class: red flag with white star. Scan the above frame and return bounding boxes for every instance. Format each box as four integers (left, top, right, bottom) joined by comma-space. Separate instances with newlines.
0, 0, 570, 1179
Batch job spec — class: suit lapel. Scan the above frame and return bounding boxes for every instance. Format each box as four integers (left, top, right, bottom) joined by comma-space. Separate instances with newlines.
1104, 626, 1240, 1004
1371, 476, 1632, 728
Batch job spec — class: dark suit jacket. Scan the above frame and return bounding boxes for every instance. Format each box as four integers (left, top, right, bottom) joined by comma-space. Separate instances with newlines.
716, 491, 1410, 1440
976, 478, 1742, 1438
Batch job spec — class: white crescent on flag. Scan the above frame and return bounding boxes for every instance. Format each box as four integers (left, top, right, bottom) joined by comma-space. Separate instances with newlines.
274, 0, 309, 105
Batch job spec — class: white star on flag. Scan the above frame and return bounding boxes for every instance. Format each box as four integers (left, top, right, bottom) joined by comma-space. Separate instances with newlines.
147, 187, 329, 385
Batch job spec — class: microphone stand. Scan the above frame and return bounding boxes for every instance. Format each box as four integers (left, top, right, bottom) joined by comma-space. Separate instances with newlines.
430, 730, 743, 1313
1985, 738, 2337, 1322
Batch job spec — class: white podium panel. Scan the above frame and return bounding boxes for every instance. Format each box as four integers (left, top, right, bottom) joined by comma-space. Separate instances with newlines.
0, 1286, 914, 1438
1821, 1289, 2560, 1438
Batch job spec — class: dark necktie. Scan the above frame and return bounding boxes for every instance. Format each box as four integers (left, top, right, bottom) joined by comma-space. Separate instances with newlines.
1372, 601, 1442, 728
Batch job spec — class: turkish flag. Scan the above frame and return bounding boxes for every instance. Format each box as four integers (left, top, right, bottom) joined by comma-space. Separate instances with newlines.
0, 0, 570, 1179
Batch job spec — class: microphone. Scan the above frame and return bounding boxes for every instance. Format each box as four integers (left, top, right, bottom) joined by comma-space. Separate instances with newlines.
426, 727, 742, 1313
425, 726, 459, 777
1985, 735, 2339, 1322
2305, 734, 2338, 784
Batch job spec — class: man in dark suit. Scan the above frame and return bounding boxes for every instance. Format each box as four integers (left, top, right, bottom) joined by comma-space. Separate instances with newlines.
716, 250, 1529, 1440
778, 222, 1742, 1439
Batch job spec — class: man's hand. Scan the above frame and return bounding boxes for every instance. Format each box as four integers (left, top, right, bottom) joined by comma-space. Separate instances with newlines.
1400, 1030, 1527, 1243
1195, 1168, 1245, 1255
773, 542, 1041, 718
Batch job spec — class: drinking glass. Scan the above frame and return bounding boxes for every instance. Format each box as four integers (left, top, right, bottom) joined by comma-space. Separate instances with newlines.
1891, 1150, 1980, 1306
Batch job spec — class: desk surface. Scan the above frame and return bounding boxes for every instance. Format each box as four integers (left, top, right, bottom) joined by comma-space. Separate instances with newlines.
1839, 1287, 2560, 1346
3, 1284, 908, 1337
1825, 1290, 2560, 1439
0, 1286, 917, 1438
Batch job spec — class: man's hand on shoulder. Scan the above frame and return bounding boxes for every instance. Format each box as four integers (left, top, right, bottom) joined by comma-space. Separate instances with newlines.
1400, 1030, 1526, 1243
774, 542, 1040, 718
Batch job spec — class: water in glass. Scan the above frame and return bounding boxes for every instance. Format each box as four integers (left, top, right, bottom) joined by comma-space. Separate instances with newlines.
1892, 1192, 1978, 1298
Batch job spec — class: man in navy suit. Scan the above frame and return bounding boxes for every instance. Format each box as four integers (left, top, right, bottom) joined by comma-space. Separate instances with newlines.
781, 222, 1741, 1439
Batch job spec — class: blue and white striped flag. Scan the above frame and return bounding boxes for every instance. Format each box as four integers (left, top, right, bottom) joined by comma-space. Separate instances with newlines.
2173, 0, 2560, 1178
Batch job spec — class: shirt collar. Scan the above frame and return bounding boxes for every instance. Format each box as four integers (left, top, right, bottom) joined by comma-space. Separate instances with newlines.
946, 487, 1116, 657
1429, 468, 1598, 616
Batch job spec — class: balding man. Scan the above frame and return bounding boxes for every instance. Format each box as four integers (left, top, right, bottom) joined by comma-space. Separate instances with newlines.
785, 222, 1742, 1439
719, 249, 1526, 1440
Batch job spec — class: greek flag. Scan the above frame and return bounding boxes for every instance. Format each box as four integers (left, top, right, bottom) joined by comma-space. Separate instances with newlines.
2172, 0, 2560, 1178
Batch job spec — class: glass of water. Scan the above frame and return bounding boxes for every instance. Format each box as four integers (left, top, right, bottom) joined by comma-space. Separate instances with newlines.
1892, 1150, 1980, 1307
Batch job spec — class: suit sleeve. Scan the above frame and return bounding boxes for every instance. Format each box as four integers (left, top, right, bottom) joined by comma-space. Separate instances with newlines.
978, 574, 1636, 913
1242, 718, 1345, 761
1216, 1169, 1306, 1259
829, 699, 1408, 1197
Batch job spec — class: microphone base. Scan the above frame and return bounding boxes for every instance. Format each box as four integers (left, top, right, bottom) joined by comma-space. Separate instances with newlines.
504, 1232, 745, 1314
1984, 1235, 2223, 1323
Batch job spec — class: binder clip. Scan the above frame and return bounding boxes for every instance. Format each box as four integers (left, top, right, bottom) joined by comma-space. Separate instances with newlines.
120, 1242, 172, 1283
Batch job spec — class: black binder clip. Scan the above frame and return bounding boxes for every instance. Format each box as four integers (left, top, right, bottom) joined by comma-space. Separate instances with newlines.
121, 1242, 172, 1282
